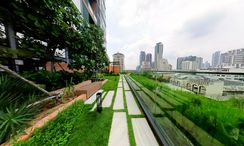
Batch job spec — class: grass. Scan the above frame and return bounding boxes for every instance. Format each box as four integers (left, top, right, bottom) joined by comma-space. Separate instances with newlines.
15, 101, 85, 146
122, 78, 136, 146
67, 75, 120, 146
131, 74, 244, 146
102, 75, 119, 91
66, 108, 113, 146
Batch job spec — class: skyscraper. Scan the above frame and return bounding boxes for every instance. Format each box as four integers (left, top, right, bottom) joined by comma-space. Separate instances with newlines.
212, 51, 221, 68
139, 51, 146, 65
154, 42, 163, 70
146, 53, 152, 66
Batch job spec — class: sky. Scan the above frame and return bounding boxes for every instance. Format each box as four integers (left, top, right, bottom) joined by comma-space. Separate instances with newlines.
106, 0, 244, 70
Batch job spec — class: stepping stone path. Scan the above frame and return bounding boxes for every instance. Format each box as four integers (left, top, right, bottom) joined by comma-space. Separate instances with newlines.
118, 81, 123, 88
85, 75, 159, 145
123, 80, 130, 90
113, 87, 124, 110
132, 118, 159, 146
85, 90, 103, 104
102, 91, 115, 107
108, 112, 130, 146
125, 91, 141, 115
108, 75, 158, 146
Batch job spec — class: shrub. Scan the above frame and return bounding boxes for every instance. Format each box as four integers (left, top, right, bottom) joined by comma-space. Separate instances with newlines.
22, 71, 86, 91
0, 105, 37, 143
0, 75, 41, 144
15, 101, 85, 146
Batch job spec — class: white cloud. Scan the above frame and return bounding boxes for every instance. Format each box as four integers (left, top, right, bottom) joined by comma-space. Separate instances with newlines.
106, 0, 244, 69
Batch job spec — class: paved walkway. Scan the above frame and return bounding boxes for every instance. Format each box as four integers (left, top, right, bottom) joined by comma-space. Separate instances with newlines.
108, 112, 130, 146
85, 90, 103, 104
123, 80, 130, 90
125, 91, 141, 115
108, 75, 158, 146
132, 118, 159, 146
118, 81, 123, 88
113, 88, 124, 110
103, 91, 115, 107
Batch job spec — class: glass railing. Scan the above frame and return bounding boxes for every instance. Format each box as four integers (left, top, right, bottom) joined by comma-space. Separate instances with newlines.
126, 71, 244, 146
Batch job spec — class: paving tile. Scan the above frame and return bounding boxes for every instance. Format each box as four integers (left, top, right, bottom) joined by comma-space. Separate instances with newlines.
125, 91, 141, 115
123, 80, 130, 90
108, 112, 129, 146
118, 82, 123, 88
102, 91, 114, 107
85, 90, 103, 104
113, 88, 124, 110
132, 118, 159, 146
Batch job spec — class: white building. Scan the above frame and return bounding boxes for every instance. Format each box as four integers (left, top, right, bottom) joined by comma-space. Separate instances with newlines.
220, 48, 244, 68
182, 61, 198, 71
141, 61, 151, 71
157, 58, 172, 71
113, 52, 124, 72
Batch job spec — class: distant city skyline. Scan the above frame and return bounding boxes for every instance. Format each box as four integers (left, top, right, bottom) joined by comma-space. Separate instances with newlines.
106, 0, 244, 70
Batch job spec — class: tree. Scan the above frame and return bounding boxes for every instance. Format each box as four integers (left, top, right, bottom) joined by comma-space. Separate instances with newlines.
0, 0, 109, 74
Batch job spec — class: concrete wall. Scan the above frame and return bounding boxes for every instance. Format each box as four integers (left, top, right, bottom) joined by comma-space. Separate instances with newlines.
205, 81, 224, 97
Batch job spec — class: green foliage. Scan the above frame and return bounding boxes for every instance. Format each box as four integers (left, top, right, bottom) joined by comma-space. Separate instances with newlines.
0, 0, 109, 72
0, 74, 43, 109
0, 105, 37, 143
0, 74, 42, 144
22, 71, 85, 91
66, 108, 113, 146
131, 74, 244, 146
102, 76, 119, 91
131, 74, 158, 90
15, 101, 85, 146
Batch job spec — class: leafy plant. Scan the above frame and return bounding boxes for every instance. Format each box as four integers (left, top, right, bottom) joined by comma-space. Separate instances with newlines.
15, 101, 85, 146
0, 75, 43, 109
0, 105, 37, 143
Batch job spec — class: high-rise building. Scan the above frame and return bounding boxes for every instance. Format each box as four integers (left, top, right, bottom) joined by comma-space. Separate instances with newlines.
220, 48, 244, 68
72, 0, 97, 24
95, 0, 106, 32
113, 52, 124, 72
212, 51, 221, 68
146, 53, 152, 66
154, 42, 163, 70
139, 51, 146, 65
182, 61, 198, 70
177, 56, 202, 70
203, 61, 210, 69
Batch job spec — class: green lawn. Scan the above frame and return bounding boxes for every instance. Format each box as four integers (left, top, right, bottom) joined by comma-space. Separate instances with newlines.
131, 74, 244, 146
67, 108, 113, 146
15, 101, 86, 146
102, 75, 119, 91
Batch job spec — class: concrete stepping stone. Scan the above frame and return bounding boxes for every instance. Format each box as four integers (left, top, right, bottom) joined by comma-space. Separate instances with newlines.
118, 82, 123, 88
102, 91, 114, 107
125, 91, 141, 115
123, 81, 130, 90
108, 112, 129, 146
113, 88, 124, 110
85, 90, 103, 104
132, 118, 159, 146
